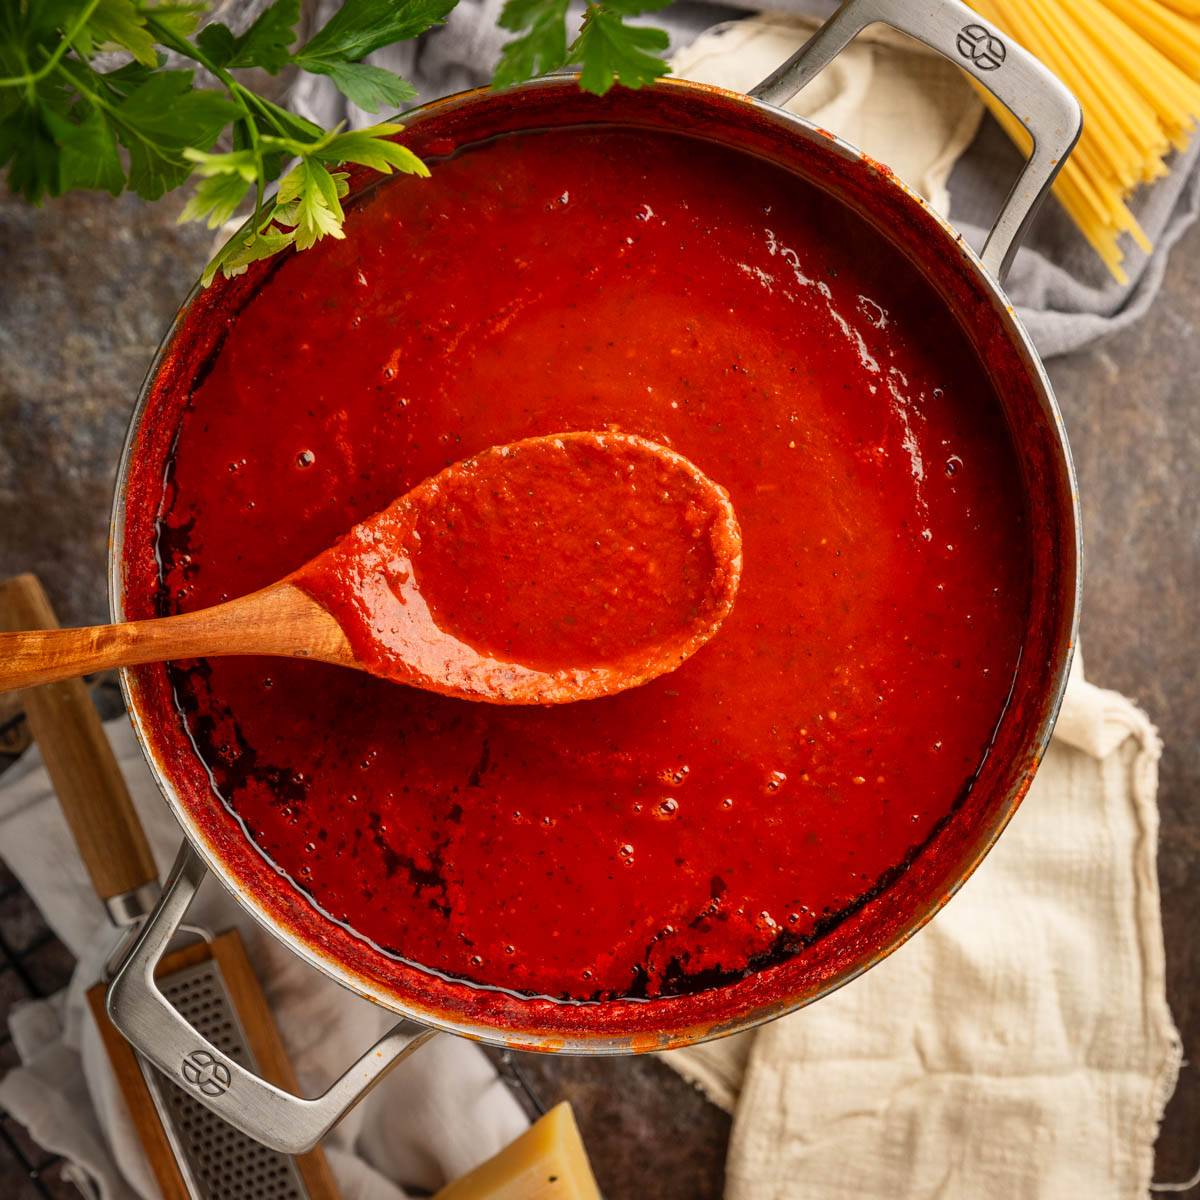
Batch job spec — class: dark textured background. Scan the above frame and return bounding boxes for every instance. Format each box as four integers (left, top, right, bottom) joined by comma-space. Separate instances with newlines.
0, 179, 1196, 1197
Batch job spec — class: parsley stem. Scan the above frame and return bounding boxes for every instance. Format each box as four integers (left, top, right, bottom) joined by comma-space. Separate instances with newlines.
53, 62, 119, 118
238, 88, 294, 138
14, 46, 35, 106
142, 16, 272, 231
0, 0, 103, 90
140, 15, 282, 134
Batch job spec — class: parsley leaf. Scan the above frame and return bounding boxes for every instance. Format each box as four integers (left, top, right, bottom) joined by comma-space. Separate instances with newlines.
231, 0, 300, 69
183, 146, 259, 180
95, 59, 161, 99
178, 170, 251, 226
493, 0, 670, 94
292, 0, 453, 114
45, 104, 124, 194
203, 227, 296, 286
80, 0, 158, 68
0, 104, 60, 203
493, 0, 569, 90
114, 70, 239, 199
311, 123, 429, 174
297, 0, 457, 64
148, 4, 206, 41
193, 22, 236, 66
571, 5, 670, 94
304, 60, 416, 113
275, 158, 347, 249
25, 0, 82, 44
204, 0, 302, 72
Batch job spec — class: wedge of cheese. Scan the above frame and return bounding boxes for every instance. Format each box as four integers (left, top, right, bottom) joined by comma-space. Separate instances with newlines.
435, 1102, 602, 1200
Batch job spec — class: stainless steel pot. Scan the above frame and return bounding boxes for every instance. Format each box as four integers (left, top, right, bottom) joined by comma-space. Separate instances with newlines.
104, 0, 1083, 1155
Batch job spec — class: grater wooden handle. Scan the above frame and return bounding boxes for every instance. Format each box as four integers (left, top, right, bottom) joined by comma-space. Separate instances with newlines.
0, 574, 158, 917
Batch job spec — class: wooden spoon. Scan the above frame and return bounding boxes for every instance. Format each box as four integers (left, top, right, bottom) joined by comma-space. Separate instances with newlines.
0, 432, 742, 706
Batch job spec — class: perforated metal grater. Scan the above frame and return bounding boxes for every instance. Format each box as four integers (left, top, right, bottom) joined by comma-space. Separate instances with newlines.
143, 960, 311, 1200
84, 914, 338, 1200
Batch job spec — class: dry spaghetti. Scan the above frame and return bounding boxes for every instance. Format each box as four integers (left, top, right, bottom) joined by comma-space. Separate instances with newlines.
970, 0, 1200, 281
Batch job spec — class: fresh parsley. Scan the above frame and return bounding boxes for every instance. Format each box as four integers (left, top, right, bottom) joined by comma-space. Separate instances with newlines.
495, 0, 672, 93
191, 120, 428, 283
0, 0, 673, 282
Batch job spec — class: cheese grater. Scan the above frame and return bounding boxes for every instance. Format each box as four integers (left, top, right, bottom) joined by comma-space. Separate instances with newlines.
142, 960, 310, 1200
86, 923, 337, 1200
0, 574, 337, 1200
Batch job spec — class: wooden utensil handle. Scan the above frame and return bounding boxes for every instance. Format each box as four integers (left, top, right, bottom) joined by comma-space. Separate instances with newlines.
0, 611, 226, 691
0, 624, 182, 691
0, 574, 158, 911
0, 582, 351, 694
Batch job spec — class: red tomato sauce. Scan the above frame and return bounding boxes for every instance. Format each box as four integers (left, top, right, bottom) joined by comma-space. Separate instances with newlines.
140, 126, 1030, 1005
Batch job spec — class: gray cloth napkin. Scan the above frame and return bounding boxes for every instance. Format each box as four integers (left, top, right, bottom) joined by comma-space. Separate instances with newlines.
293, 0, 1200, 360
952, 118, 1200, 357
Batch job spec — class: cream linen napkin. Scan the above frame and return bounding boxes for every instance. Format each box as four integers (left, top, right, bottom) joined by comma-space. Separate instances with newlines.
0, 718, 528, 1200
671, 14, 985, 216
662, 659, 1182, 1199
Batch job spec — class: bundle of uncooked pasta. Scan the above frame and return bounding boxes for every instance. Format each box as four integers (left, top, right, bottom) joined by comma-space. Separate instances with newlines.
970, 0, 1200, 281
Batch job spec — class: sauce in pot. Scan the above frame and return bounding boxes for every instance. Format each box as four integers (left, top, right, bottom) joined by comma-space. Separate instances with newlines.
141, 126, 1030, 1005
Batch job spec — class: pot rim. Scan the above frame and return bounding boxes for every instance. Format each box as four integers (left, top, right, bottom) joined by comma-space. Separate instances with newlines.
108, 73, 1081, 1054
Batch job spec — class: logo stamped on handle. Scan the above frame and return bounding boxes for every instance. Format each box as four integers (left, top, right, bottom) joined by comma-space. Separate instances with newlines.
957, 23, 1007, 70
181, 1049, 232, 1096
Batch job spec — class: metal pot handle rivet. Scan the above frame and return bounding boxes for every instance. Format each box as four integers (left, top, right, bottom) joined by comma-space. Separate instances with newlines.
106, 843, 436, 1155
750, 0, 1083, 282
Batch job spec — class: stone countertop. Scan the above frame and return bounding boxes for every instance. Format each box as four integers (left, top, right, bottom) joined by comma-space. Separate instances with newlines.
0, 184, 1196, 1198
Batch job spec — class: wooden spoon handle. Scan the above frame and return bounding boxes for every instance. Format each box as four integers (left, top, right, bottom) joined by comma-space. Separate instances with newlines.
0, 581, 353, 694
0, 574, 159, 912
0, 612, 216, 691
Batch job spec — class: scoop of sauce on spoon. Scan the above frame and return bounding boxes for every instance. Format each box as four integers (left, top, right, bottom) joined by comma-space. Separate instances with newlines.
292, 431, 743, 703
0, 432, 742, 703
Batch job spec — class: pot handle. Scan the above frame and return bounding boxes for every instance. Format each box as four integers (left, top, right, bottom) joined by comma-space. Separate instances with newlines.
749, 0, 1082, 281
106, 843, 436, 1155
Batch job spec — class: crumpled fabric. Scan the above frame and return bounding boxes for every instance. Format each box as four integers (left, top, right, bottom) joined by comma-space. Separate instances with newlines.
662, 659, 1182, 1200
668, 15, 986, 216
0, 718, 528, 1200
